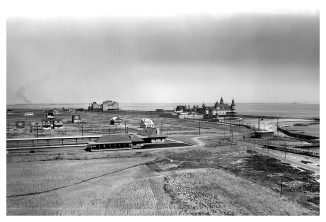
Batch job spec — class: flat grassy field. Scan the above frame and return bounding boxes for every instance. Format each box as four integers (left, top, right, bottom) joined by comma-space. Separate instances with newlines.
7, 140, 319, 215
7, 157, 181, 215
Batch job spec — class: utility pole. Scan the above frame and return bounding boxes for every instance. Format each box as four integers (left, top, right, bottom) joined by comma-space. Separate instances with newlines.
258, 118, 260, 131
223, 117, 225, 139
229, 119, 231, 133
125, 122, 127, 133
199, 120, 201, 135
82, 124, 83, 136
231, 128, 233, 142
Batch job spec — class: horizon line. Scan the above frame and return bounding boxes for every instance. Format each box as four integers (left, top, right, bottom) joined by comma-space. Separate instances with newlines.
6, 102, 320, 105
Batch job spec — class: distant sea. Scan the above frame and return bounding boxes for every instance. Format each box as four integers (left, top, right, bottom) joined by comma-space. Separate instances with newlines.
7, 103, 319, 119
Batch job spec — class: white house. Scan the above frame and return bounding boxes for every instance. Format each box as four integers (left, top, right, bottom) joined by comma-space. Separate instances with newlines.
140, 118, 155, 128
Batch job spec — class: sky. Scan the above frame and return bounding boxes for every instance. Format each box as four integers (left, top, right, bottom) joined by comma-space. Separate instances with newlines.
6, 0, 320, 104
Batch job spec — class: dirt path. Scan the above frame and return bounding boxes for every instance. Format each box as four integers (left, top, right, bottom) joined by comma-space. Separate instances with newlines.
191, 136, 206, 146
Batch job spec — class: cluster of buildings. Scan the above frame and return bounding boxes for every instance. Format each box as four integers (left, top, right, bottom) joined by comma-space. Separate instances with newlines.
88, 100, 119, 111
174, 97, 238, 120
15, 110, 84, 132
38, 110, 64, 130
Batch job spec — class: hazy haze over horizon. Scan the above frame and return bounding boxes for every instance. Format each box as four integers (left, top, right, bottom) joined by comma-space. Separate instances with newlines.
7, 10, 319, 104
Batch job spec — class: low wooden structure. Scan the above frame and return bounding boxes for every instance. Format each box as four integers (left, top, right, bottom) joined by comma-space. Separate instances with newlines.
86, 134, 144, 151
252, 130, 274, 138
137, 127, 167, 143
7, 135, 102, 151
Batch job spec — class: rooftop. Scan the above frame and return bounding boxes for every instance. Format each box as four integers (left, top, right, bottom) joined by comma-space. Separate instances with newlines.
96, 134, 144, 143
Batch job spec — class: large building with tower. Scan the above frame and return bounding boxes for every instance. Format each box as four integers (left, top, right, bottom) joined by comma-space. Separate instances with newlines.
175, 97, 238, 120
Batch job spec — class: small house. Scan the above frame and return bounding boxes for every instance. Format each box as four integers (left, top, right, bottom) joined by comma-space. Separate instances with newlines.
72, 115, 82, 123
7, 109, 14, 115
24, 111, 34, 116
140, 118, 154, 128
53, 119, 63, 129
15, 121, 25, 129
41, 119, 52, 129
46, 111, 54, 119
110, 117, 122, 125
53, 109, 60, 115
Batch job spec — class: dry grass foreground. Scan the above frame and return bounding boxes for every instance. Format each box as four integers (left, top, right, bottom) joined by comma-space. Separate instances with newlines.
7, 156, 182, 215
164, 168, 313, 215
7, 145, 318, 215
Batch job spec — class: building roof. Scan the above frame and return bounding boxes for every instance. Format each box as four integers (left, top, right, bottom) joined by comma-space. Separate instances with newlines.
254, 130, 275, 134
97, 134, 130, 143
137, 127, 157, 137
137, 128, 166, 139
103, 100, 118, 105
129, 134, 144, 143
96, 134, 144, 143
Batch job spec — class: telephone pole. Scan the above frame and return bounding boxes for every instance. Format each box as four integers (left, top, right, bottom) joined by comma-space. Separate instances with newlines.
198, 120, 201, 135
223, 117, 225, 139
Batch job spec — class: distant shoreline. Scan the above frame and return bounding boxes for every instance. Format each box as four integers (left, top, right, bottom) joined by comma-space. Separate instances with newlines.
6, 103, 319, 119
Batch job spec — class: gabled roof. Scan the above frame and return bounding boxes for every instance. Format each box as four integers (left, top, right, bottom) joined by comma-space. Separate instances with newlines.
137, 127, 157, 137
129, 134, 144, 142
97, 134, 131, 143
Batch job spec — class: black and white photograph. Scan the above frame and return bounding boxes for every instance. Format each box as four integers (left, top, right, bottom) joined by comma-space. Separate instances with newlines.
4, 0, 321, 216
